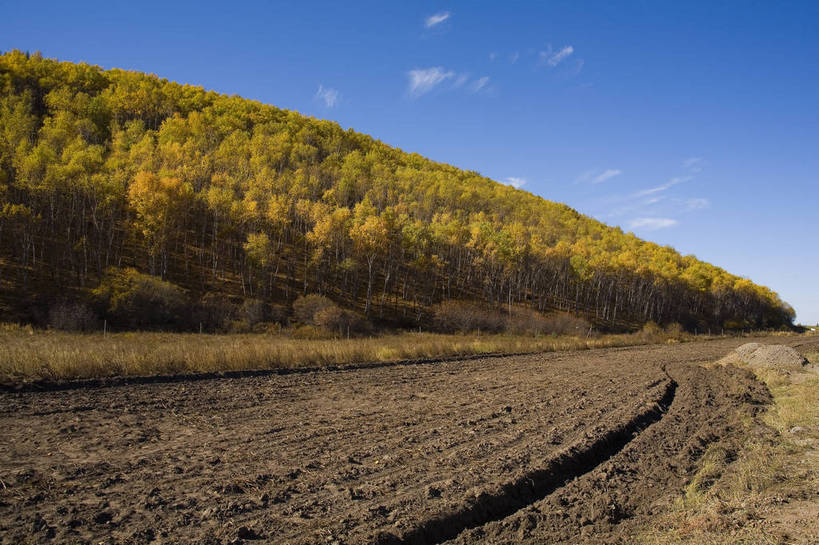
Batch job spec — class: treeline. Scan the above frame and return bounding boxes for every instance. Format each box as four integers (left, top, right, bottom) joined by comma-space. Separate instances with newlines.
0, 51, 794, 331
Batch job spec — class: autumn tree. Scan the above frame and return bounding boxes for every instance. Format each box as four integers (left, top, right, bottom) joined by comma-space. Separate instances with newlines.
0, 51, 794, 331
127, 171, 193, 277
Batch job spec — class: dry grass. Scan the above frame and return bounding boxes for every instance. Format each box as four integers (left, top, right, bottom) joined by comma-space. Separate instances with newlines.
638, 350, 819, 545
0, 323, 688, 384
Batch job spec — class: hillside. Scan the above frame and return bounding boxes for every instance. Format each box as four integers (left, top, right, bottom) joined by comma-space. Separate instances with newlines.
0, 50, 794, 331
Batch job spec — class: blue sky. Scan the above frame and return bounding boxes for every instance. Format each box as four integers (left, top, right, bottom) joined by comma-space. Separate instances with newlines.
3, 0, 818, 323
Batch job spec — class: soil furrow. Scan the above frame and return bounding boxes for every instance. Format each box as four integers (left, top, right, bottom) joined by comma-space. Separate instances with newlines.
374, 378, 676, 545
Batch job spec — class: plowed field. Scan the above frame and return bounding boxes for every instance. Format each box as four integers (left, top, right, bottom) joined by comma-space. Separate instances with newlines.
2, 336, 817, 544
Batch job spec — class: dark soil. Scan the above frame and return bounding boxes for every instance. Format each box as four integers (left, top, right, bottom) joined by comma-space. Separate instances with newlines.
2, 335, 816, 544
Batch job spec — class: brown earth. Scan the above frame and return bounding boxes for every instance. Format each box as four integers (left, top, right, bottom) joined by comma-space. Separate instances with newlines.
721, 342, 811, 370
1, 335, 818, 545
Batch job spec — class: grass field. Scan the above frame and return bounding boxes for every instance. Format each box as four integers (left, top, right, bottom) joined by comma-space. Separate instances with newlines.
0, 323, 701, 383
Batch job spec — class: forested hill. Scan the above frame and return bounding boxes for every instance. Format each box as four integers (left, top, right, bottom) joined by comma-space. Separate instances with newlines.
0, 51, 795, 331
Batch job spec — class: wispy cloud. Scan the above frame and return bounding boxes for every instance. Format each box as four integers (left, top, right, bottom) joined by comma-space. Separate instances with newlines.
540, 45, 574, 67
486, 50, 520, 65
628, 217, 678, 231
506, 177, 527, 189
598, 160, 708, 231
592, 169, 623, 184
314, 84, 339, 108
683, 157, 704, 173
571, 59, 585, 76
606, 196, 666, 218
407, 67, 455, 97
575, 169, 596, 183
685, 197, 710, 210
425, 12, 451, 28
407, 68, 492, 98
632, 176, 690, 198
576, 168, 622, 184
470, 76, 490, 93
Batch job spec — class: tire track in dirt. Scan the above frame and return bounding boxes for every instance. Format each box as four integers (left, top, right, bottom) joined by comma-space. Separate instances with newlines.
445, 361, 777, 544
375, 376, 677, 545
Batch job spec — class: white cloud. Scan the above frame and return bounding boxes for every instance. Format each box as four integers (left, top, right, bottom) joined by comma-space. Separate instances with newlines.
453, 73, 469, 88
314, 84, 339, 108
506, 177, 527, 188
425, 12, 451, 28
406, 70, 492, 98
632, 176, 690, 198
541, 45, 574, 67
686, 198, 710, 210
407, 67, 455, 97
572, 59, 585, 75
575, 169, 596, 183
489, 52, 498, 61
683, 157, 706, 174
576, 168, 622, 184
606, 196, 666, 218
628, 217, 678, 231
510, 52, 520, 64
592, 169, 622, 184
470, 76, 490, 93
683, 157, 702, 168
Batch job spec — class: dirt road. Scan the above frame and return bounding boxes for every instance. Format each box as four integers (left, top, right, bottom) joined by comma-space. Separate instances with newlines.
2, 336, 817, 544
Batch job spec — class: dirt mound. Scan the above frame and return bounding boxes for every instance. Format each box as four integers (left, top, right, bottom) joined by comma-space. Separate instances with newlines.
735, 342, 762, 360
727, 343, 809, 370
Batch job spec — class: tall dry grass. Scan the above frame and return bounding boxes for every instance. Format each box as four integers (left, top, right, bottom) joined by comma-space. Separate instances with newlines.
0, 323, 685, 383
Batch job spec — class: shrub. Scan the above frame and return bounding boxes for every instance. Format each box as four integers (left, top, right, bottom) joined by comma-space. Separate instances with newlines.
506, 307, 542, 335
505, 308, 592, 337
92, 268, 189, 330
724, 319, 750, 331
239, 298, 267, 327
267, 304, 288, 324
227, 319, 251, 334
539, 312, 593, 337
290, 294, 370, 337
636, 320, 664, 341
314, 306, 371, 337
432, 301, 595, 336
252, 321, 282, 334
195, 293, 236, 332
48, 301, 100, 332
292, 294, 336, 325
430, 300, 506, 334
